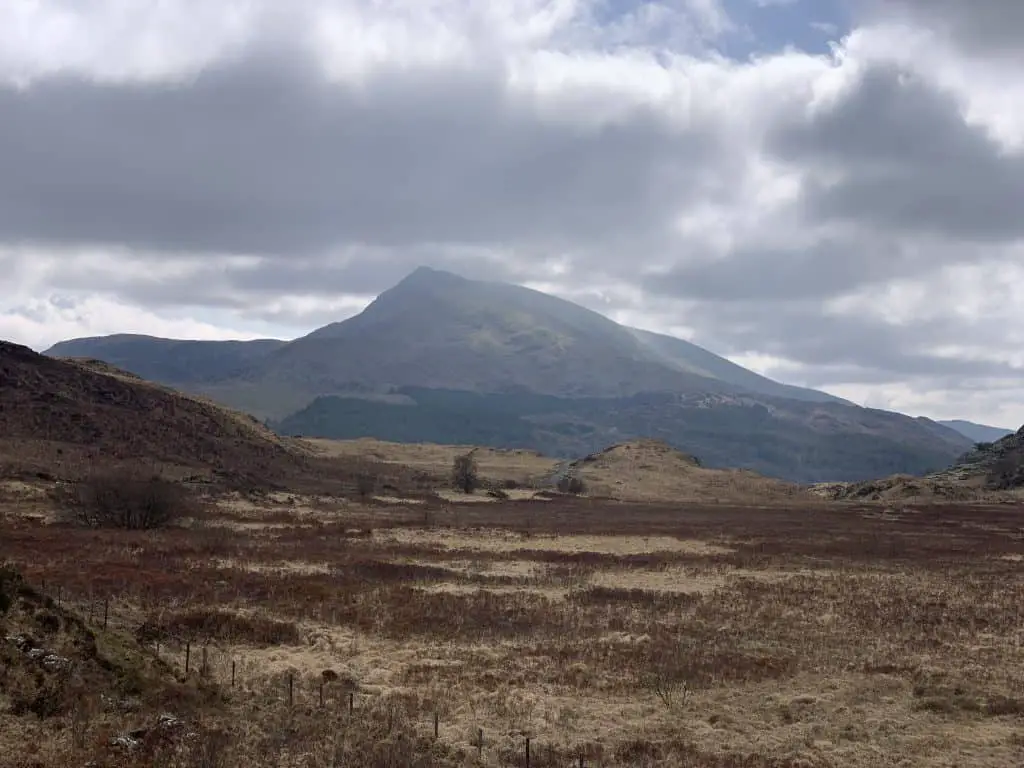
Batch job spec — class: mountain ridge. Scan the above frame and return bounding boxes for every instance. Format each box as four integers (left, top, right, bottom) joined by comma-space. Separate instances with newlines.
47, 267, 845, 409
43, 266, 974, 482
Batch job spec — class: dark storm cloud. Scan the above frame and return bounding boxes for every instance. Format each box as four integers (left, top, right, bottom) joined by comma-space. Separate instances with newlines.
0, 50, 723, 259
769, 64, 1024, 242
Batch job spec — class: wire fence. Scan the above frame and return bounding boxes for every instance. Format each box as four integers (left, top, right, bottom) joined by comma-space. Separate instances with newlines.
22, 580, 600, 767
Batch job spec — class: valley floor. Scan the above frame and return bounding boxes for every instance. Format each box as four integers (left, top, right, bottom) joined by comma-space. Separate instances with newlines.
2, 486, 1024, 766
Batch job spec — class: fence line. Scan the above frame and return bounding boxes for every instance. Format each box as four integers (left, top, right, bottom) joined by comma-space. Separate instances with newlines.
25, 578, 597, 766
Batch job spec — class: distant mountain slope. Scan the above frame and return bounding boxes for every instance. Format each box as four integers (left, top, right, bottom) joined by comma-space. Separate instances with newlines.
42, 267, 974, 482
937, 419, 1014, 444
234, 267, 741, 416
273, 386, 972, 483
46, 334, 286, 387
628, 329, 847, 405
45, 267, 844, 418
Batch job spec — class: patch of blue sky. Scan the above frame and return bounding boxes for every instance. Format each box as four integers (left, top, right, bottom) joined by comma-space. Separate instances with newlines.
589, 0, 851, 59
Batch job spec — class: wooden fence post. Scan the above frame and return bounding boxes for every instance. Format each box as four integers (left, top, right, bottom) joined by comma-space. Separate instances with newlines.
231, 660, 236, 688
103, 597, 109, 629
526, 737, 531, 768
288, 673, 294, 706
434, 712, 439, 739
478, 728, 484, 758
201, 646, 208, 678
185, 642, 191, 675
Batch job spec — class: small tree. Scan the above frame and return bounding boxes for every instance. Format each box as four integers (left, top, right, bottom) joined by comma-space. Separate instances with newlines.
451, 453, 479, 494
557, 475, 586, 496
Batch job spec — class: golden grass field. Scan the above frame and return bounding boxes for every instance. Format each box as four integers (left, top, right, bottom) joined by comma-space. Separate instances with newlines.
3, 437, 1024, 768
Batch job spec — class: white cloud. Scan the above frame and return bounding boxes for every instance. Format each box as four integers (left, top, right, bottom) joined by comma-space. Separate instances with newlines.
0, 0, 1022, 428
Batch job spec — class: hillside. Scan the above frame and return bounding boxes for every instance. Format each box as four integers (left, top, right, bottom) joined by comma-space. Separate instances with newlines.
46, 334, 286, 388
936, 426, 1024, 489
563, 440, 813, 504
628, 328, 846, 405
812, 424, 1024, 501
43, 267, 974, 482
0, 341, 331, 490
275, 386, 972, 483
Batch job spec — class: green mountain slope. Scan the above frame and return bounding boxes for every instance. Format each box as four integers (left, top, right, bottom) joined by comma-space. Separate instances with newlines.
274, 387, 970, 483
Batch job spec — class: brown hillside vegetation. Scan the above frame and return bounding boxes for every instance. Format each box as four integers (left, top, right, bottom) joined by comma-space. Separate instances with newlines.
0, 342, 358, 492
568, 440, 813, 504
303, 437, 559, 487
4, 495, 1024, 766
304, 437, 812, 504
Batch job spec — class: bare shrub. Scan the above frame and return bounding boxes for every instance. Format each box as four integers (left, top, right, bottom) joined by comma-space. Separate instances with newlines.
55, 470, 200, 530
451, 453, 479, 494
557, 475, 587, 495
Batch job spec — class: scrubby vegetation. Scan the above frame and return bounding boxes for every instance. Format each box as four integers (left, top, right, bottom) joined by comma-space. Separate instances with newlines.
52, 470, 201, 530
3, 490, 1024, 766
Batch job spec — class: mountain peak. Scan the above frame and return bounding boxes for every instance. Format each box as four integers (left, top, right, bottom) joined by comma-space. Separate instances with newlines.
393, 266, 466, 290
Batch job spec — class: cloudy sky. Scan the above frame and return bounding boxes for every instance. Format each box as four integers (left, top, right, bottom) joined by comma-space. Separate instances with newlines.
2, 0, 1022, 428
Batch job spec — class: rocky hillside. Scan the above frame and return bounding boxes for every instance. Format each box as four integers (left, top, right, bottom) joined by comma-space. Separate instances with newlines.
812, 424, 1024, 501
937, 426, 1024, 489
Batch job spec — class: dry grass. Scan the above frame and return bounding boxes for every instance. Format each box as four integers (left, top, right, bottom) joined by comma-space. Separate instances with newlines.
303, 437, 820, 507
571, 440, 814, 504
3, 486, 1024, 767
304, 438, 558, 486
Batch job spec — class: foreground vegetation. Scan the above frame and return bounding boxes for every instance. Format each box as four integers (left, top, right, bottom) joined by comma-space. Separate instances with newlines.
3, 479, 1024, 767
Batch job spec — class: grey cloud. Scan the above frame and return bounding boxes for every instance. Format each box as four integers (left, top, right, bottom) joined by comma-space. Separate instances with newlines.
858, 0, 1024, 56
40, 246, 539, 313
638, 63, 1023, 306
680, 298, 1024, 382
641, 236, 892, 302
0, 51, 724, 260
769, 64, 1024, 242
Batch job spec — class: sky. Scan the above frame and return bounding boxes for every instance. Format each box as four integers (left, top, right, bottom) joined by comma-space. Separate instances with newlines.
1, 0, 1022, 429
